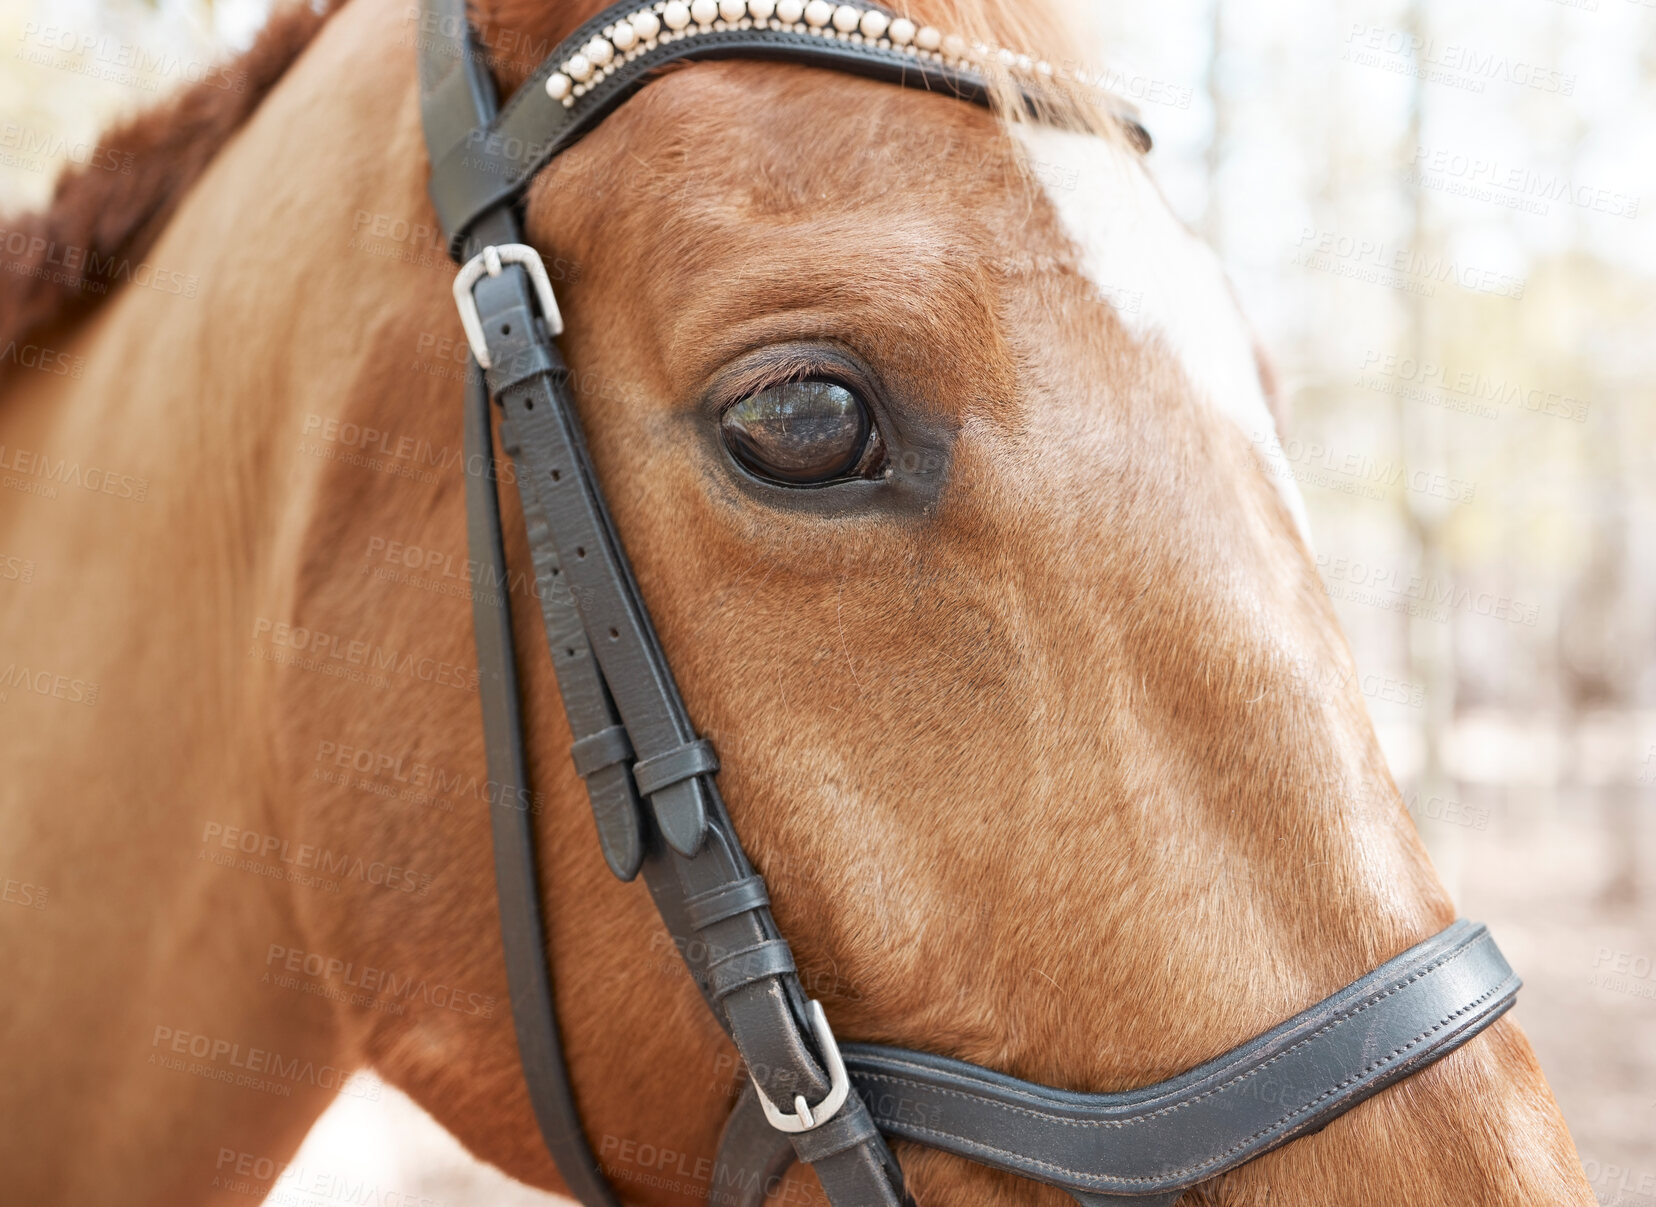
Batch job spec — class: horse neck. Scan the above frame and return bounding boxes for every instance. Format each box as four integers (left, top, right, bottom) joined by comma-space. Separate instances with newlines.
0, 1, 478, 1198
84, 0, 710, 1191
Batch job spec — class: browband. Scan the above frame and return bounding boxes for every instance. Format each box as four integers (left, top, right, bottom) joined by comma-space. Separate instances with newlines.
417, 2, 1524, 1204
420, 0, 1149, 256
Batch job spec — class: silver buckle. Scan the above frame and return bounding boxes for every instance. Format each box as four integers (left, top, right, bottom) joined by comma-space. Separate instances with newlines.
752, 1000, 851, 1133
451, 243, 564, 370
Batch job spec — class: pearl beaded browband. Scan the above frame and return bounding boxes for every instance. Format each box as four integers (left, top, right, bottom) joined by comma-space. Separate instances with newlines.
543, 0, 1054, 107
421, 0, 1148, 256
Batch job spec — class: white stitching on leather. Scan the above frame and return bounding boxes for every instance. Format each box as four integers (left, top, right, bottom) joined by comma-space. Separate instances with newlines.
853, 937, 1512, 1186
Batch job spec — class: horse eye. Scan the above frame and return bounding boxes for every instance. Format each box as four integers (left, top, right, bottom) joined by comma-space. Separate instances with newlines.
720, 380, 873, 485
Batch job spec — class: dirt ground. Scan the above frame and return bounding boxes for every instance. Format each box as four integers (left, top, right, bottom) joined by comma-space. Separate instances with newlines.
1454, 783, 1656, 1206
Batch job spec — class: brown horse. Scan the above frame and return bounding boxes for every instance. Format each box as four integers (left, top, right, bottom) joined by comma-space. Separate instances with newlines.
0, 0, 1593, 1203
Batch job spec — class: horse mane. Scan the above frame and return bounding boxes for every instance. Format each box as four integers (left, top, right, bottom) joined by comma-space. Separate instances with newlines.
0, 1, 336, 351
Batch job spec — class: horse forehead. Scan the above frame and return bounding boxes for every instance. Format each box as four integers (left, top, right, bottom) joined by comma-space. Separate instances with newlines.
631, 62, 1014, 198
1013, 125, 1311, 539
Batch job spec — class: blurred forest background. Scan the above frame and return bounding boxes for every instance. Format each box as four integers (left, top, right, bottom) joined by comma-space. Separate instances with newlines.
2, 0, 1653, 1202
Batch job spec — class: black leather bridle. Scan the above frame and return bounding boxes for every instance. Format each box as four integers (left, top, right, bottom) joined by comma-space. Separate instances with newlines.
415, 2, 1522, 1203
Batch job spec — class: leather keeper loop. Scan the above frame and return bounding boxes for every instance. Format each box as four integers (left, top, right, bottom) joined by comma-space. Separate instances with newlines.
707, 939, 796, 1000
791, 1107, 881, 1165
486, 341, 560, 394
633, 738, 719, 797
571, 725, 633, 778
686, 876, 771, 932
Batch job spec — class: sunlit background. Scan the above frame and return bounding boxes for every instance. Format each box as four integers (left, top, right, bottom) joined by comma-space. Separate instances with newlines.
3, 0, 1653, 1202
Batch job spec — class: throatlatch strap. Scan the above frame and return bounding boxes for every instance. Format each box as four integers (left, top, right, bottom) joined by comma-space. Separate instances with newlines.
438, 7, 629, 1201
461, 354, 623, 1207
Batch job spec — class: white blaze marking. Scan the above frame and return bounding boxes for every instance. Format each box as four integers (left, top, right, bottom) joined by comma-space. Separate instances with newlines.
1013, 125, 1311, 541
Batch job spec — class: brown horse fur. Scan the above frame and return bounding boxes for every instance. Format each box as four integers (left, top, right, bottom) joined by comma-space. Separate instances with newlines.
0, 1, 340, 351
0, 0, 1592, 1204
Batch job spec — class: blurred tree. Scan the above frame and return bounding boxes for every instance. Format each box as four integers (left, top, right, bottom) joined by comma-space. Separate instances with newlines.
1558, 357, 1639, 907
1397, 0, 1462, 897
1202, 0, 1225, 248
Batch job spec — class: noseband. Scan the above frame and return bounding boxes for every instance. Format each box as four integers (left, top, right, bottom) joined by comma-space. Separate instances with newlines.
416, 3, 1521, 1203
